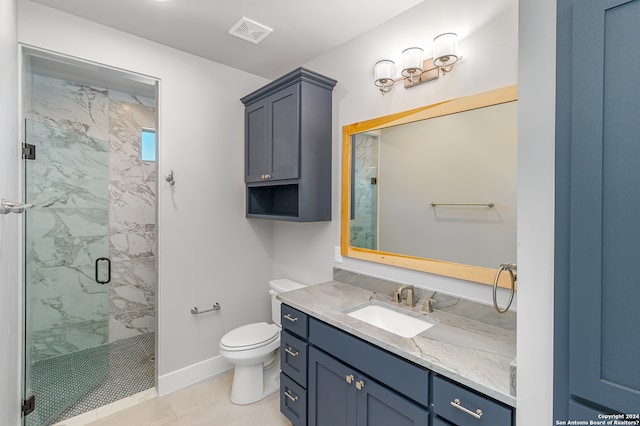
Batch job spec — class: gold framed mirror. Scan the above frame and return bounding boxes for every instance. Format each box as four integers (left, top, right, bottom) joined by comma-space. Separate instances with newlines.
341, 85, 518, 287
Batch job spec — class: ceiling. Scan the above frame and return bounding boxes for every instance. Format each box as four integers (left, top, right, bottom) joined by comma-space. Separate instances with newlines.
28, 0, 424, 79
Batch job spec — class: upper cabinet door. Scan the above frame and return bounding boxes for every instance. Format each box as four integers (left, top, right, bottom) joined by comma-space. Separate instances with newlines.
245, 84, 300, 183
569, 0, 640, 413
269, 84, 300, 181
245, 98, 269, 182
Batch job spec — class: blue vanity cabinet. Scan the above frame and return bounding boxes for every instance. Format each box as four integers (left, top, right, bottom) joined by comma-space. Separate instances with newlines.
280, 305, 310, 426
279, 305, 514, 426
241, 68, 337, 222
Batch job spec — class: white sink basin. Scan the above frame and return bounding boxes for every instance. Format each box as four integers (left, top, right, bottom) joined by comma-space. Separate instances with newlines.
347, 304, 435, 338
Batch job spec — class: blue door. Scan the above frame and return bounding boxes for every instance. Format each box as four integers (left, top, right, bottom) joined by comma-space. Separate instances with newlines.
556, 0, 640, 416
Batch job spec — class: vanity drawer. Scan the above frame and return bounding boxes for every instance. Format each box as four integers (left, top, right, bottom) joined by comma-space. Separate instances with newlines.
280, 372, 307, 426
308, 318, 429, 406
281, 330, 308, 387
281, 305, 308, 338
432, 375, 513, 426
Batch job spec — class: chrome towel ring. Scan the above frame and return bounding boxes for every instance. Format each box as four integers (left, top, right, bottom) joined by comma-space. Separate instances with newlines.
493, 263, 516, 313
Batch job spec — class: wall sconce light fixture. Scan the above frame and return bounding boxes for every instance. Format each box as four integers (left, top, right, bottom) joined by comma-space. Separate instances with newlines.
433, 32, 460, 75
374, 33, 461, 95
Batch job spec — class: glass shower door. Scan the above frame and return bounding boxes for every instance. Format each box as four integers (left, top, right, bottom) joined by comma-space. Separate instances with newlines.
23, 119, 111, 425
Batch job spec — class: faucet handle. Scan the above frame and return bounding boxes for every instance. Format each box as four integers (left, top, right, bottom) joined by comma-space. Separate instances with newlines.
423, 297, 438, 313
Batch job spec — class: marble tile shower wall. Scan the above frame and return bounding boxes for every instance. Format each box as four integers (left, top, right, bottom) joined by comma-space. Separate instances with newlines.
27, 74, 156, 360
350, 134, 379, 250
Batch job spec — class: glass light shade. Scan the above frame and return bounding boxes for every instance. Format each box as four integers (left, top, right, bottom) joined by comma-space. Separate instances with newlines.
433, 33, 459, 67
401, 47, 423, 78
374, 60, 395, 90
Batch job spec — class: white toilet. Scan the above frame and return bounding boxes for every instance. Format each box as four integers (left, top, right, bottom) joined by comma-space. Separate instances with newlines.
219, 278, 305, 405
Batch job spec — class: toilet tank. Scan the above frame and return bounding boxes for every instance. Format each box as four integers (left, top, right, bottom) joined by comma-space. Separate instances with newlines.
269, 279, 305, 326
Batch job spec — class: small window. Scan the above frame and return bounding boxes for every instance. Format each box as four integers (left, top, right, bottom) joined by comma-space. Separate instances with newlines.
141, 129, 156, 162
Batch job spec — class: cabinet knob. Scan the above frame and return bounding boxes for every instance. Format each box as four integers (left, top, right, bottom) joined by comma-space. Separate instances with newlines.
345, 374, 354, 384
355, 380, 365, 390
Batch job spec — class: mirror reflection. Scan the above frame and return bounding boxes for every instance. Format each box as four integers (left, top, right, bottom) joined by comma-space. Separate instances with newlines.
350, 101, 517, 268
341, 85, 518, 285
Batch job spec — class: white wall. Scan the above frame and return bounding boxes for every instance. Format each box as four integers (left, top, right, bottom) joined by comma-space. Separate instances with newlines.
0, 0, 21, 424
277, 0, 518, 303
18, 0, 274, 394
516, 0, 556, 424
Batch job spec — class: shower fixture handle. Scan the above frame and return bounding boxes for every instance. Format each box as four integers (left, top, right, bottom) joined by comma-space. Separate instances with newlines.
165, 170, 175, 186
95, 257, 111, 284
1, 199, 33, 215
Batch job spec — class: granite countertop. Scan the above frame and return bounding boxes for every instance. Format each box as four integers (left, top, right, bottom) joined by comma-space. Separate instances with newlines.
278, 280, 517, 407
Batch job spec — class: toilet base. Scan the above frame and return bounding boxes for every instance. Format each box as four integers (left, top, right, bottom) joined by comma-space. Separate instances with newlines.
230, 351, 280, 405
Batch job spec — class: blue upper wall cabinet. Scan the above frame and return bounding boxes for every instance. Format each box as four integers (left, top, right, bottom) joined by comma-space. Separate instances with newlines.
241, 68, 336, 222
555, 0, 640, 418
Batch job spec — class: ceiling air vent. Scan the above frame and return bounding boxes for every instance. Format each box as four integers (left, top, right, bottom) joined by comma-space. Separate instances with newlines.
228, 17, 273, 44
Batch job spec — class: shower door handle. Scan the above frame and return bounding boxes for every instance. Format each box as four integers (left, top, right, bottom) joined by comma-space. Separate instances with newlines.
95, 257, 111, 284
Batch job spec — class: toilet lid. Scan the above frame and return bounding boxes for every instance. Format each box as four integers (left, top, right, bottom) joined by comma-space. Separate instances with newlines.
220, 322, 279, 349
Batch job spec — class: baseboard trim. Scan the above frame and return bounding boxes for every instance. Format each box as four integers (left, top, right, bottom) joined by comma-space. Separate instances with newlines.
157, 355, 233, 396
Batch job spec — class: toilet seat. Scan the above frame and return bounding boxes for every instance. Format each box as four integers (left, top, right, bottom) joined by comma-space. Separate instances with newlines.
220, 322, 279, 351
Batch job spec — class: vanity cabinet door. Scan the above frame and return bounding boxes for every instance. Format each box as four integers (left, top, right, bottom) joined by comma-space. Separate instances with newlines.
355, 375, 429, 426
309, 347, 357, 426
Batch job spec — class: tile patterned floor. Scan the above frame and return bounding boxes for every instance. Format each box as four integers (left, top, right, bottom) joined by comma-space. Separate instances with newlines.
27, 332, 155, 426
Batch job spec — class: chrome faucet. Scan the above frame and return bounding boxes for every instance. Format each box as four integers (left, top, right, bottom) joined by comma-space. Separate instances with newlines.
392, 285, 415, 307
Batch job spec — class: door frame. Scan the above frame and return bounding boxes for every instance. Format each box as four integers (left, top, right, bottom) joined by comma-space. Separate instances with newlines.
18, 44, 161, 422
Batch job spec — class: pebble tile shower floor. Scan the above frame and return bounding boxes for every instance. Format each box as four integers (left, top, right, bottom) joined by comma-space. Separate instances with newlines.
27, 332, 155, 426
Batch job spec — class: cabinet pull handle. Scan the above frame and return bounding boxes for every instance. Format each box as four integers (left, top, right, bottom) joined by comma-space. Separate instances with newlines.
450, 398, 483, 419
355, 380, 365, 390
346, 374, 354, 384
283, 313, 298, 322
285, 346, 299, 357
284, 389, 299, 402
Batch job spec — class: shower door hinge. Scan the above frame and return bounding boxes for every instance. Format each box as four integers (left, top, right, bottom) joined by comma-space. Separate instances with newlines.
22, 143, 36, 160
21, 395, 35, 416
